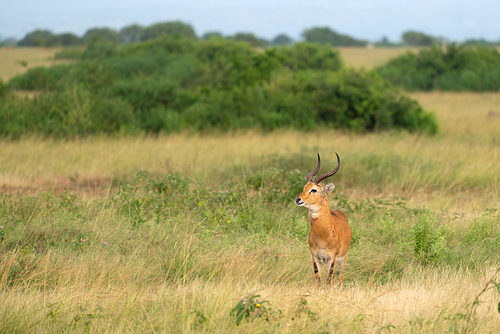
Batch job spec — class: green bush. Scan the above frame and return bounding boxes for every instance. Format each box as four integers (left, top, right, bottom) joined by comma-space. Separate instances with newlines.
275, 42, 342, 71
377, 44, 500, 91
9, 66, 70, 91
412, 210, 449, 265
4, 36, 438, 137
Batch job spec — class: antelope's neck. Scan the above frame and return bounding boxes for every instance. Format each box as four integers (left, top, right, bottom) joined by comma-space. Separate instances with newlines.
308, 196, 331, 222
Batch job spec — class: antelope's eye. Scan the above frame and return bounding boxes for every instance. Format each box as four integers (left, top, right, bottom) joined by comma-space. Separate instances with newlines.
310, 189, 317, 193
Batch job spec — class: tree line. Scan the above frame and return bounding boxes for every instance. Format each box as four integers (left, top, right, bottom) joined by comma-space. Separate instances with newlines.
4, 21, 500, 48
13, 22, 369, 48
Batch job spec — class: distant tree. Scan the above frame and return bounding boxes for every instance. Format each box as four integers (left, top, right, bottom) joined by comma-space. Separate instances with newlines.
302, 27, 367, 47
201, 31, 223, 40
141, 21, 196, 41
0, 36, 17, 46
232, 32, 269, 47
52, 33, 82, 46
18, 29, 54, 46
272, 34, 293, 45
120, 24, 144, 43
462, 38, 500, 47
84, 27, 123, 43
374, 36, 401, 47
402, 31, 439, 46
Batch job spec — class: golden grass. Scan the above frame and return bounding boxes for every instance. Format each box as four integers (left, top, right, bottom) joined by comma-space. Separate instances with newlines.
337, 47, 420, 69
0, 47, 70, 81
1, 92, 499, 214
1, 254, 499, 333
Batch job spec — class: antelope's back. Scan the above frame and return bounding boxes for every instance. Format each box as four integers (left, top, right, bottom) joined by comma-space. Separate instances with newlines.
330, 209, 352, 253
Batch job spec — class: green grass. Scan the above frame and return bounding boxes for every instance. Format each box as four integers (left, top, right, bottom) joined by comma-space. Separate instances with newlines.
1, 161, 499, 333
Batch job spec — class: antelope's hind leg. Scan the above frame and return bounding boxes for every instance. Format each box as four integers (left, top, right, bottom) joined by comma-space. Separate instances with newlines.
337, 255, 347, 287
326, 257, 337, 287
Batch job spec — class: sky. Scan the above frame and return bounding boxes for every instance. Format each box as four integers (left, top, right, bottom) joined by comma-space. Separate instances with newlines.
1, 0, 500, 42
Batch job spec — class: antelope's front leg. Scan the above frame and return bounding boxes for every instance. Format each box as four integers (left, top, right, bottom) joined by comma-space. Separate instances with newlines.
312, 259, 321, 287
327, 257, 337, 286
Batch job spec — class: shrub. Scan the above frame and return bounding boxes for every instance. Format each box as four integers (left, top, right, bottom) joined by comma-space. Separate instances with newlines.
275, 42, 342, 71
377, 44, 500, 91
0, 79, 10, 98
4, 36, 438, 137
9, 66, 70, 91
412, 210, 448, 265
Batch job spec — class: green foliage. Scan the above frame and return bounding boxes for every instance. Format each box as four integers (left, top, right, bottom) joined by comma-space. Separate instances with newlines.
232, 32, 269, 47
9, 65, 69, 90
0, 79, 10, 98
377, 44, 500, 91
140, 21, 196, 41
4, 36, 437, 137
81, 36, 118, 59
402, 31, 440, 46
53, 47, 84, 60
18, 30, 83, 47
83, 27, 123, 44
272, 34, 293, 46
120, 24, 144, 43
276, 42, 342, 71
302, 27, 367, 47
17, 29, 56, 47
201, 31, 223, 40
230, 295, 276, 326
462, 38, 500, 47
412, 210, 449, 265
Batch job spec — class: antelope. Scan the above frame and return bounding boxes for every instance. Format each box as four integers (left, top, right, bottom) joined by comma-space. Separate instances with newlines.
295, 153, 351, 287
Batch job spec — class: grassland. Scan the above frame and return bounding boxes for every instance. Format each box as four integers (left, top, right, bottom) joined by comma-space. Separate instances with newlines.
1, 48, 500, 333
0, 47, 69, 81
338, 47, 420, 69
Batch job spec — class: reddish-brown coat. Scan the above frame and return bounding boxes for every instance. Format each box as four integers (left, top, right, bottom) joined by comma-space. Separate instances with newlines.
297, 181, 352, 287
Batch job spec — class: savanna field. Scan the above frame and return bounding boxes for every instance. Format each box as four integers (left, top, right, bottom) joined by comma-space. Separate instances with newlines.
0, 46, 500, 333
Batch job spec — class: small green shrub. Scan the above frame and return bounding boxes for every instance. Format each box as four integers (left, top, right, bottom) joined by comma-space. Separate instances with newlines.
412, 210, 448, 265
230, 295, 277, 326
0, 79, 10, 98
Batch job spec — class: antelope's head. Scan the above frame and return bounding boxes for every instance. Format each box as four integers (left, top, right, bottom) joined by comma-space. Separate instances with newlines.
295, 153, 340, 210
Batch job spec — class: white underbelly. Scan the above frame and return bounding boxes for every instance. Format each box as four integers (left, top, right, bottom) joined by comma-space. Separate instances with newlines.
314, 251, 345, 267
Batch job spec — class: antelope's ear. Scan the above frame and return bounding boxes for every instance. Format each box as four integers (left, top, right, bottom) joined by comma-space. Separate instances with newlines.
322, 183, 335, 194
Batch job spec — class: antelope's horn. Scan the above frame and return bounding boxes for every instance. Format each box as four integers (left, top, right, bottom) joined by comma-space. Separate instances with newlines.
313, 152, 340, 184
306, 153, 321, 183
